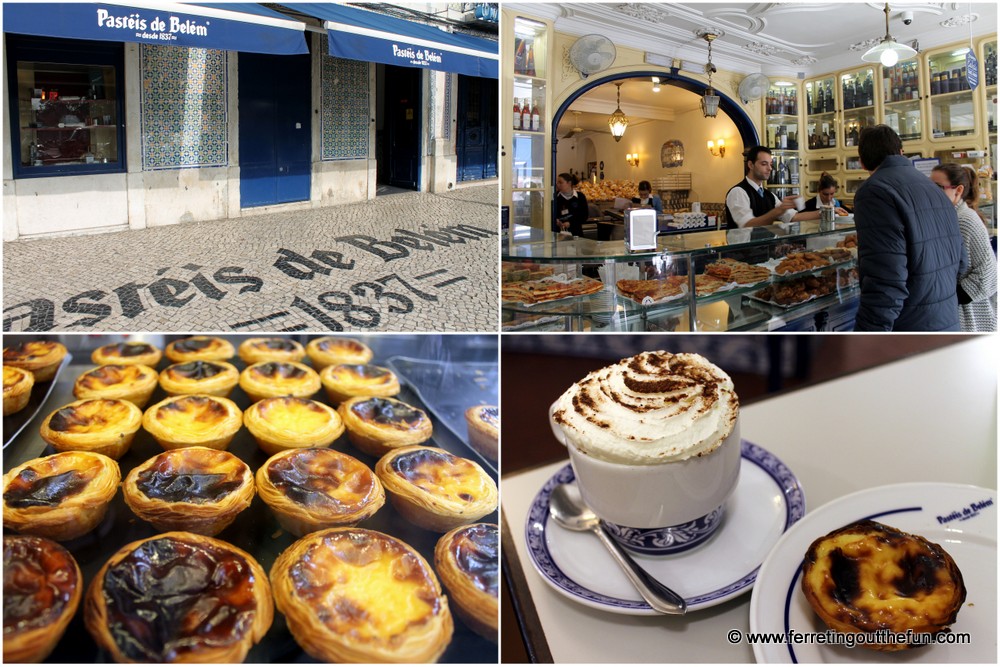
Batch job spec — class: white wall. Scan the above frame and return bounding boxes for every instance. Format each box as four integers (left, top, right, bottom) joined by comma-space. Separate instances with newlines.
555, 109, 746, 203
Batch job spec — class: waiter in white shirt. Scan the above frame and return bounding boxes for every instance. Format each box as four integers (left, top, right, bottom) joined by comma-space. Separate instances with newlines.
725, 146, 808, 228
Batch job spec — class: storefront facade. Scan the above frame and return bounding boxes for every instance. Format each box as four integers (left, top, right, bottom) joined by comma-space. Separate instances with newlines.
2, 2, 498, 241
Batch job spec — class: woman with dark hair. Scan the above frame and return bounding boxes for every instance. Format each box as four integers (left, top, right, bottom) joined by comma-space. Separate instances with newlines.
930, 163, 997, 332
553, 172, 589, 237
802, 172, 851, 215
631, 180, 663, 214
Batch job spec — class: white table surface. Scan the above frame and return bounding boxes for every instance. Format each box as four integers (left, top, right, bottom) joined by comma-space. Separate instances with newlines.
502, 337, 998, 663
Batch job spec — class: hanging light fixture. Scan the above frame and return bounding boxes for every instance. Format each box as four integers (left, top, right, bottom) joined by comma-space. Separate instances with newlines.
608, 82, 629, 142
862, 2, 917, 67
652, 76, 661, 93
701, 32, 721, 118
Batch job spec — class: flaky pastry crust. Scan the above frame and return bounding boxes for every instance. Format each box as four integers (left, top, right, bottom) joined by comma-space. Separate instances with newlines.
164, 336, 235, 363
39, 398, 142, 460
434, 523, 499, 641
239, 361, 321, 403
2, 451, 120, 541
801, 519, 966, 651
73, 364, 158, 408
238, 337, 306, 364
255, 448, 384, 536
320, 363, 400, 404
338, 396, 433, 457
243, 396, 344, 456
465, 405, 498, 461
3, 340, 67, 381
142, 394, 243, 450
3, 535, 82, 662
90, 341, 162, 367
270, 528, 453, 663
376, 446, 498, 532
3, 365, 34, 416
123, 447, 254, 535
84, 531, 273, 663
158, 360, 240, 397
306, 336, 373, 370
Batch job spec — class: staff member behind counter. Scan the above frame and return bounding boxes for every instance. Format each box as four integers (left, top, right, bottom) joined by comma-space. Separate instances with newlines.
553, 172, 589, 237
725, 146, 822, 228
802, 172, 851, 215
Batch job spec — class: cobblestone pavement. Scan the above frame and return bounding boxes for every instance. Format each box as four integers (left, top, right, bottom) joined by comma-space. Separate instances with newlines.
4, 186, 498, 333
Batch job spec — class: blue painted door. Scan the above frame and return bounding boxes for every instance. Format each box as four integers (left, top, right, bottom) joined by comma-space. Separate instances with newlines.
239, 52, 310, 207
384, 65, 420, 190
457, 75, 497, 181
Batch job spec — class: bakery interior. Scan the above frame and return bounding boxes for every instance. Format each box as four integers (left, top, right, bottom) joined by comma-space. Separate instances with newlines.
502, 2, 997, 332
2, 333, 498, 663
500, 333, 996, 662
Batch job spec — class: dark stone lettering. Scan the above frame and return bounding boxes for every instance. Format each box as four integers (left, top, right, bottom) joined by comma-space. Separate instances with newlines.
112, 282, 148, 319
3, 299, 56, 332
388, 231, 438, 250
290, 296, 343, 331
317, 291, 380, 329
213, 267, 262, 294
310, 250, 355, 271
334, 235, 410, 262
62, 290, 112, 328
147, 279, 195, 308
189, 273, 226, 301
445, 223, 498, 238
274, 249, 332, 280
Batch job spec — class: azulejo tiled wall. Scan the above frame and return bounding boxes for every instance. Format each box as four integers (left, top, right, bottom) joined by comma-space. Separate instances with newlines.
140, 45, 227, 171
321, 41, 369, 161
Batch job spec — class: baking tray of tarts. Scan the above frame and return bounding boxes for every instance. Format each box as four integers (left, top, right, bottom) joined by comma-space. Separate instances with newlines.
3, 352, 73, 449
2, 336, 498, 664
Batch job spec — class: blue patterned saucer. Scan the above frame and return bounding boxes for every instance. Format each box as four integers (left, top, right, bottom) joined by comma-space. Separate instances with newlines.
524, 441, 805, 615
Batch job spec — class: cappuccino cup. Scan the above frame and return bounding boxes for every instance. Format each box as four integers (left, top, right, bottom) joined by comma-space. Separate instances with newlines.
549, 351, 740, 555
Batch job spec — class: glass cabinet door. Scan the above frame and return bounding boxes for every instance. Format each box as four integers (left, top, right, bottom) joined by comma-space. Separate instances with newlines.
804, 76, 836, 151
764, 82, 800, 150
983, 40, 997, 137
927, 47, 976, 140
511, 17, 548, 229
880, 59, 922, 142
839, 66, 876, 150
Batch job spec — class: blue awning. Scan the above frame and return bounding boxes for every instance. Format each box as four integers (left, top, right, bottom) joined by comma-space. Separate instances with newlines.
3, 2, 308, 55
282, 3, 497, 78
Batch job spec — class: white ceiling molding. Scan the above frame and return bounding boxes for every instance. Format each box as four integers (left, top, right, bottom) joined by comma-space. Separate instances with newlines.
615, 3, 672, 24
940, 13, 978, 27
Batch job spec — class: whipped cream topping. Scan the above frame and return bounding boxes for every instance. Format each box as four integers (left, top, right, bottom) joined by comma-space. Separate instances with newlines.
552, 351, 738, 465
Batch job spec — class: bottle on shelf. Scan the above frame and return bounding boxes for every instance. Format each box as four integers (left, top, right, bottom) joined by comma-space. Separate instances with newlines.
513, 98, 522, 130
825, 82, 834, 112
520, 99, 531, 131
514, 38, 527, 75
883, 68, 891, 103
525, 41, 536, 77
829, 125, 837, 146
816, 84, 825, 114
865, 73, 874, 106
820, 123, 830, 148
531, 100, 541, 132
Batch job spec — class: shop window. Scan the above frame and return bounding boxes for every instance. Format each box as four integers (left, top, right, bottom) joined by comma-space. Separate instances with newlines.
6, 35, 125, 178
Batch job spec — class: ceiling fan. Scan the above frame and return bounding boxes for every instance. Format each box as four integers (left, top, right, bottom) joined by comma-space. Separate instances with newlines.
562, 111, 585, 139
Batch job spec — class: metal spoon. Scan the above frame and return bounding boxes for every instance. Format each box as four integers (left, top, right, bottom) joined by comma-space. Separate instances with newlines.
549, 483, 687, 615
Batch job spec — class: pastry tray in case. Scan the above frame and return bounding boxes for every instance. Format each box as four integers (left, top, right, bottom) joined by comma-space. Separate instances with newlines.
387, 356, 498, 476
2, 353, 72, 450
1, 345, 498, 664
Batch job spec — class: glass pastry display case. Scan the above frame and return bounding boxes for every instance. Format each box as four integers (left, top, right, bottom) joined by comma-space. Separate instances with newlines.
502, 223, 860, 332
1, 334, 498, 664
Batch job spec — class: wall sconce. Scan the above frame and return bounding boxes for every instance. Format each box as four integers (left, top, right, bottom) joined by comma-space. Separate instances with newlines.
626, 153, 640, 167
707, 139, 725, 157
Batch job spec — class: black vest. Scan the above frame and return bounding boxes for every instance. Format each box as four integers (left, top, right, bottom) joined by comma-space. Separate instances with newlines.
724, 180, 776, 229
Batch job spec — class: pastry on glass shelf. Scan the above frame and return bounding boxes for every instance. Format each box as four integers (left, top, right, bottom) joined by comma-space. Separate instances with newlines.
435, 523, 499, 641
39, 398, 142, 460
164, 336, 235, 363
464, 405, 498, 461
255, 447, 384, 536
91, 341, 162, 367
270, 527, 452, 662
3, 365, 34, 416
338, 396, 432, 457
122, 447, 254, 535
142, 394, 243, 450
3, 535, 82, 662
239, 361, 321, 402
3, 340, 67, 382
2, 451, 120, 541
85, 531, 273, 662
73, 363, 158, 408
158, 360, 240, 397
243, 396, 344, 456
237, 337, 305, 364
305, 336, 373, 370
376, 446, 497, 532
320, 363, 400, 404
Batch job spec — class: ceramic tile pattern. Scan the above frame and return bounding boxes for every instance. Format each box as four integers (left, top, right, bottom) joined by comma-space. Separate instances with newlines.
140, 45, 227, 170
321, 41, 369, 161
3, 186, 499, 333
443, 74, 452, 140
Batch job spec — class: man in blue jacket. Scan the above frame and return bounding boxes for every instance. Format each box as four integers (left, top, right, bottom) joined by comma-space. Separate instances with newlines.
853, 125, 965, 331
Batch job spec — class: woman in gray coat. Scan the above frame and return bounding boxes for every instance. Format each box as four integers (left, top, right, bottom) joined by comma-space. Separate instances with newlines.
930, 164, 997, 332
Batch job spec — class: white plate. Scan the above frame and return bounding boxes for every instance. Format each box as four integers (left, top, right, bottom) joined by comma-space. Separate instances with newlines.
750, 483, 997, 663
524, 441, 805, 615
